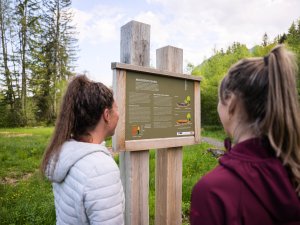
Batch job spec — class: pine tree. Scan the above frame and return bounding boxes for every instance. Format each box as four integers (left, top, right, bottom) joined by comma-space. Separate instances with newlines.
286, 20, 300, 97
31, 0, 77, 123
0, 0, 15, 110
14, 0, 41, 123
262, 32, 269, 47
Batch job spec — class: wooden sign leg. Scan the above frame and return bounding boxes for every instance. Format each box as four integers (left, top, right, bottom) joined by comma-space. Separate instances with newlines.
120, 151, 149, 225
155, 147, 182, 225
155, 46, 183, 225
119, 20, 151, 225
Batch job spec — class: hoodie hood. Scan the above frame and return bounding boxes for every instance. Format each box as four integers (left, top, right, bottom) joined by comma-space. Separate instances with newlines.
220, 138, 300, 222
46, 140, 111, 183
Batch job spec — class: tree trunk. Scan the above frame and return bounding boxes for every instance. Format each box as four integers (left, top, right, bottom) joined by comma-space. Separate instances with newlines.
0, 0, 15, 109
20, 0, 28, 120
9, 26, 20, 100
52, 0, 60, 116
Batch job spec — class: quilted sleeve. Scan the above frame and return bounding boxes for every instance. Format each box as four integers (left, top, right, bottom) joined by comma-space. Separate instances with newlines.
83, 159, 125, 225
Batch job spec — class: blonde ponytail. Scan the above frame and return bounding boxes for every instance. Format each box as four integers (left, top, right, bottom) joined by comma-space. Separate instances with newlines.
264, 45, 300, 194
220, 45, 300, 195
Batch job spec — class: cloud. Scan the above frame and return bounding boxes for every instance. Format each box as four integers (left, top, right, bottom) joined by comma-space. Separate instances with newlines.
134, 11, 170, 46
72, 5, 125, 44
71, 8, 92, 41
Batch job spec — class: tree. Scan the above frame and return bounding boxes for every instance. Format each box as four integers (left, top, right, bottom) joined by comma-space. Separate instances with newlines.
15, 0, 41, 122
277, 33, 287, 44
0, 0, 15, 110
262, 32, 269, 47
30, 0, 77, 123
286, 20, 300, 97
185, 62, 194, 74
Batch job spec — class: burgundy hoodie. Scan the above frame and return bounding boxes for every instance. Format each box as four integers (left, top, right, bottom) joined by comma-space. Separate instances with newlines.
190, 138, 300, 225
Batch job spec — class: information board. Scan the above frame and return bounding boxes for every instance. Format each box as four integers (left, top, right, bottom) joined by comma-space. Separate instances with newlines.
125, 71, 194, 140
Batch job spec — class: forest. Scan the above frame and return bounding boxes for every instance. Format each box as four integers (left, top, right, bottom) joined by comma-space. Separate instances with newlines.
0, 0, 77, 127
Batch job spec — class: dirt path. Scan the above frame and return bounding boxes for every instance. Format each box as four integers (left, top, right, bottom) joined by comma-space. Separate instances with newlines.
202, 137, 224, 149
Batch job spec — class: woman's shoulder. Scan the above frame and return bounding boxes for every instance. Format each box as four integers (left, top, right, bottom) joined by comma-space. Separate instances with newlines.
74, 149, 119, 177
74, 151, 122, 195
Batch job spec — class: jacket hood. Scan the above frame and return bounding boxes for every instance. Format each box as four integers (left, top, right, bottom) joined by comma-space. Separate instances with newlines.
220, 138, 300, 222
46, 140, 111, 183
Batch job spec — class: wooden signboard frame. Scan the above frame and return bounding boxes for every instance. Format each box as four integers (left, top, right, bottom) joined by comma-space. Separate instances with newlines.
112, 62, 201, 152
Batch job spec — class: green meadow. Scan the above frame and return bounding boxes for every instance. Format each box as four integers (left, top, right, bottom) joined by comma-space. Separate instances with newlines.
0, 127, 223, 225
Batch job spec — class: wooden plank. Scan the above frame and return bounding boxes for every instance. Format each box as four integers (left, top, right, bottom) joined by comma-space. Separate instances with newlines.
119, 151, 149, 225
156, 45, 183, 73
120, 21, 150, 67
112, 69, 126, 152
155, 45, 183, 225
125, 136, 195, 151
155, 149, 168, 224
111, 62, 202, 81
194, 81, 201, 143
155, 147, 182, 225
130, 151, 149, 224
118, 20, 150, 225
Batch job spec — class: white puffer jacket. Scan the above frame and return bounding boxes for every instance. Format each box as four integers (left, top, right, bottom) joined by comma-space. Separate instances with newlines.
46, 140, 125, 225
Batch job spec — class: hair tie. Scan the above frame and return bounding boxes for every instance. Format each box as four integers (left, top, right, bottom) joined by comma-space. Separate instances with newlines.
264, 55, 269, 66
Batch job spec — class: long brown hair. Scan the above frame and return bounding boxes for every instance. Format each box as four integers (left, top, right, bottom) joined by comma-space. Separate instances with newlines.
220, 45, 300, 195
41, 75, 113, 175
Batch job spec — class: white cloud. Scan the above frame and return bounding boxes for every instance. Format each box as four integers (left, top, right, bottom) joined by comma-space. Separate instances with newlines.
72, 5, 125, 44
134, 11, 170, 46
71, 8, 92, 41
71, 4, 126, 85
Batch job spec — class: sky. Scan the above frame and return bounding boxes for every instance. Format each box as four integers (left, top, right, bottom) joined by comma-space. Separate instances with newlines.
71, 0, 300, 86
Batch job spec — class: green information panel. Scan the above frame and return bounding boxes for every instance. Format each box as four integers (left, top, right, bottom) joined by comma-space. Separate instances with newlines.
125, 71, 195, 140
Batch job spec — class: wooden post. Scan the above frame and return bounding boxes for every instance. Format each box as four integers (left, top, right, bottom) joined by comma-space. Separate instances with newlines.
155, 46, 183, 225
119, 20, 150, 225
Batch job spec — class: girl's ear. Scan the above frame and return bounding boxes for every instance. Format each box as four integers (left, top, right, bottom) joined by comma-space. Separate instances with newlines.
103, 108, 110, 123
227, 94, 238, 116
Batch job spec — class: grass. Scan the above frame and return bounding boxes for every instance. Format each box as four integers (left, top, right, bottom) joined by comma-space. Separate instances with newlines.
0, 127, 220, 225
0, 127, 53, 179
202, 125, 227, 141
0, 127, 55, 224
0, 173, 55, 224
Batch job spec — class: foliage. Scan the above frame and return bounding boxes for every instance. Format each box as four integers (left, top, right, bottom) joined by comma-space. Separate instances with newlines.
193, 42, 251, 126
285, 20, 300, 97
30, 0, 77, 124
